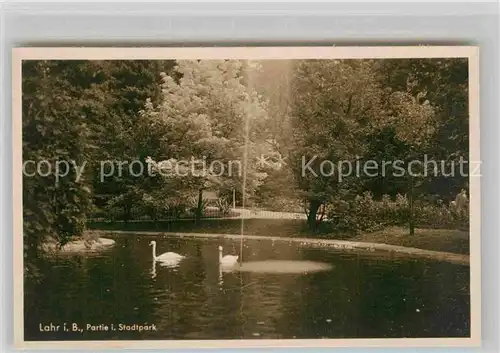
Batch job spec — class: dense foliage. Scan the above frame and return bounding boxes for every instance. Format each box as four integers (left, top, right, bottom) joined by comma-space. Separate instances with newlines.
286, 59, 469, 233
22, 58, 470, 265
22, 60, 174, 255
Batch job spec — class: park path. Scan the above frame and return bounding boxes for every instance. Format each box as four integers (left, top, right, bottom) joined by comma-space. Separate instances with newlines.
92, 208, 307, 223
232, 208, 306, 220
93, 230, 469, 266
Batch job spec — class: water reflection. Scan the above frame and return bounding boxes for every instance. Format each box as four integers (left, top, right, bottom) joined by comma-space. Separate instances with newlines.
237, 260, 332, 274
150, 260, 156, 279
218, 263, 238, 286
24, 234, 470, 341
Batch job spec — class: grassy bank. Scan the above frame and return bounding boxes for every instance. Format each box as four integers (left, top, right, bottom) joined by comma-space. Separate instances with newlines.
88, 219, 469, 255
350, 226, 470, 255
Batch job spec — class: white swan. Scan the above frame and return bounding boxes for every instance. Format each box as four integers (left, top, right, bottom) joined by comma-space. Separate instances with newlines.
219, 245, 239, 266
150, 241, 185, 262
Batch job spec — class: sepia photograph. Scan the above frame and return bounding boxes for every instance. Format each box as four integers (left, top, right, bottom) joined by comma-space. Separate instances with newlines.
13, 47, 480, 349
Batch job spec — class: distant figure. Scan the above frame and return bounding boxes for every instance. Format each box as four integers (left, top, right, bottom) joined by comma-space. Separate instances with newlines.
454, 189, 468, 216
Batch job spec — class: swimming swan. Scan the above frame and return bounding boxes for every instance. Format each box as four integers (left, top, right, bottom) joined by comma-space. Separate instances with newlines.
149, 241, 185, 262
219, 245, 239, 266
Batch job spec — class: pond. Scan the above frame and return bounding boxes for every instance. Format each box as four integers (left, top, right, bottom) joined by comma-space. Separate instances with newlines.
24, 234, 470, 341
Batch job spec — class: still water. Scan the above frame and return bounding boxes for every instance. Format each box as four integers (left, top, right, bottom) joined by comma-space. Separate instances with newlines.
25, 234, 470, 340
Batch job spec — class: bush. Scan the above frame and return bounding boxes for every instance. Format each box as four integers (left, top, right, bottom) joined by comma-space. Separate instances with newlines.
187, 196, 209, 218
255, 197, 303, 213
165, 200, 187, 219
325, 192, 469, 235
326, 192, 389, 234
414, 201, 468, 230
215, 198, 232, 216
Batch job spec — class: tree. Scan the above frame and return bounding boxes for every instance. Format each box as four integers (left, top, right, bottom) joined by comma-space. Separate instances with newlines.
376, 58, 469, 200
139, 60, 268, 221
253, 60, 295, 156
289, 59, 385, 230
22, 61, 97, 258
374, 58, 468, 234
22, 59, 176, 262
380, 91, 436, 235
251, 60, 302, 210
88, 60, 176, 222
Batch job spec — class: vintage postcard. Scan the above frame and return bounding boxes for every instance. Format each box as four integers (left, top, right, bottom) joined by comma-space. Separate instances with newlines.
13, 46, 480, 349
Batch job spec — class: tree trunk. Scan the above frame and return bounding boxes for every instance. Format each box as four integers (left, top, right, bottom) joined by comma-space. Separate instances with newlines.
123, 205, 131, 225
307, 200, 321, 231
195, 188, 204, 224
409, 175, 415, 236
151, 210, 158, 228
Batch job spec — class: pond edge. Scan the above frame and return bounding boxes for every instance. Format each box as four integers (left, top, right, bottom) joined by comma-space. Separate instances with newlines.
89, 230, 469, 266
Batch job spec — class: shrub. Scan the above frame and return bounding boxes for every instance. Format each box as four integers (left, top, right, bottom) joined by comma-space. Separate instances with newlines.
187, 196, 209, 218
414, 201, 468, 230
215, 198, 232, 216
326, 192, 388, 234
255, 197, 303, 213
325, 192, 469, 235
165, 199, 187, 219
